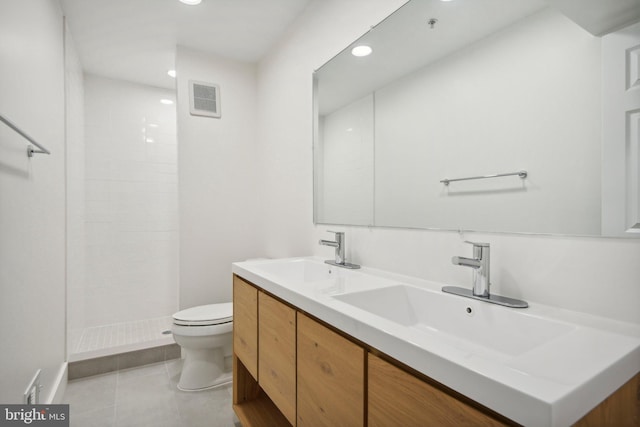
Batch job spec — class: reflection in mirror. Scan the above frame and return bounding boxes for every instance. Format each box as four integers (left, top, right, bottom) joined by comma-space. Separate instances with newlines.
314, 93, 374, 225
314, 0, 640, 237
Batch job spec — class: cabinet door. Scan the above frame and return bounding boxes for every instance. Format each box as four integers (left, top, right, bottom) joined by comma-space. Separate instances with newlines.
297, 313, 365, 427
233, 275, 258, 379
368, 353, 507, 427
258, 291, 296, 425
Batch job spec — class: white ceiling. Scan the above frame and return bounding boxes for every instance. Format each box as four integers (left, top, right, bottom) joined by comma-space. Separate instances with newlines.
60, 0, 312, 89
315, 0, 640, 115
546, 0, 640, 35
316, 0, 549, 115
61, 0, 640, 92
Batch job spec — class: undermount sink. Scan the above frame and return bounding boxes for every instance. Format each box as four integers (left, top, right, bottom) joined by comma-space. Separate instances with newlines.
333, 284, 576, 357
252, 258, 335, 283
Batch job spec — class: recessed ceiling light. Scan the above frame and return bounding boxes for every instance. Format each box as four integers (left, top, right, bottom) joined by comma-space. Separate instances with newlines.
160, 99, 174, 105
167, 70, 177, 78
179, 0, 201, 5
351, 45, 372, 57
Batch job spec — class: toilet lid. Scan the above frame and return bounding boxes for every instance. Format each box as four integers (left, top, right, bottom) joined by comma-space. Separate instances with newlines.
173, 303, 233, 326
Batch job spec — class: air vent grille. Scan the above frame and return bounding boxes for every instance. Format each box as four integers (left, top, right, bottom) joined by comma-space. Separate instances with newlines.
189, 80, 220, 118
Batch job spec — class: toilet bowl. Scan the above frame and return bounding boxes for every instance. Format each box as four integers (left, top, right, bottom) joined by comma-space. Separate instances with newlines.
172, 303, 233, 391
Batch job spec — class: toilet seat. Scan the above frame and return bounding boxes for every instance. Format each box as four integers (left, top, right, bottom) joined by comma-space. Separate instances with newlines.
173, 303, 232, 326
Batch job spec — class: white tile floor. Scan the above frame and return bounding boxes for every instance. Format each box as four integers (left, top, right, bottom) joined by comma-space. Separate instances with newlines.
63, 359, 240, 427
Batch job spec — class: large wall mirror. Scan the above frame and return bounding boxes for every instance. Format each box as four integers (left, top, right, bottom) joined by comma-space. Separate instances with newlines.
313, 0, 640, 237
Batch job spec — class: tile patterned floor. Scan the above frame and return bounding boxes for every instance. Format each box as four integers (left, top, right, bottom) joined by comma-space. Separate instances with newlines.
63, 359, 240, 427
71, 317, 174, 354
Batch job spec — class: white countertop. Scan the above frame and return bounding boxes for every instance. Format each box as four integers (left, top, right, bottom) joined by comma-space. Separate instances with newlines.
232, 256, 640, 427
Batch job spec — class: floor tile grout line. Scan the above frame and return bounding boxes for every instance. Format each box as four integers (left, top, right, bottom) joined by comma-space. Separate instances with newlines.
65, 358, 238, 426
165, 358, 187, 426
113, 362, 120, 427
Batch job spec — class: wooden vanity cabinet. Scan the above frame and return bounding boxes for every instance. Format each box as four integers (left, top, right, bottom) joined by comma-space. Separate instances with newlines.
232, 274, 638, 427
233, 275, 258, 379
258, 291, 297, 425
367, 351, 640, 427
297, 313, 365, 427
233, 276, 294, 427
573, 373, 639, 427
368, 353, 508, 427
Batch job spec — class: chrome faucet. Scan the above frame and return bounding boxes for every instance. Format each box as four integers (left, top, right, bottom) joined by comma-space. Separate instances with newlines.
443, 241, 528, 308
452, 241, 490, 297
319, 231, 360, 269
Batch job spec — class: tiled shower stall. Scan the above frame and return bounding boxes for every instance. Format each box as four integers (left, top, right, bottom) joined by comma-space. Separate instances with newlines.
67, 72, 179, 361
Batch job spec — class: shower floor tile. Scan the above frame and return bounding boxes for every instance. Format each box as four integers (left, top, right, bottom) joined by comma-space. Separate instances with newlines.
70, 317, 175, 361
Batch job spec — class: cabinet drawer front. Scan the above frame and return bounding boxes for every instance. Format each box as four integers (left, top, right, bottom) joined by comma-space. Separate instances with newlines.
258, 292, 296, 425
297, 313, 365, 427
368, 353, 507, 427
233, 276, 258, 380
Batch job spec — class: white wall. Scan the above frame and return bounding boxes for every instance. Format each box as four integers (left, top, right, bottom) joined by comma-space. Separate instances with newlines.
0, 0, 67, 403
176, 47, 261, 309
257, 0, 409, 258
257, 0, 640, 325
375, 8, 602, 235
82, 75, 178, 328
316, 227, 640, 324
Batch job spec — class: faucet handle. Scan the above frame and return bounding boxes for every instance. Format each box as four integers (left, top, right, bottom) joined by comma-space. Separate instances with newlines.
464, 240, 489, 247
327, 230, 344, 237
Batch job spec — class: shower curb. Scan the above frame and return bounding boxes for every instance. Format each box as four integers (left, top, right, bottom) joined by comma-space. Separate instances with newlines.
68, 343, 181, 380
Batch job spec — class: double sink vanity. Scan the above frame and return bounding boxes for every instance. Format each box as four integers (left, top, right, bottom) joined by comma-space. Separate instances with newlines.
229, 0, 640, 424
231, 257, 640, 426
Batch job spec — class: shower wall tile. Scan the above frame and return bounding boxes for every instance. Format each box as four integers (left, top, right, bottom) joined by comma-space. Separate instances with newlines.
83, 74, 179, 328
66, 21, 86, 357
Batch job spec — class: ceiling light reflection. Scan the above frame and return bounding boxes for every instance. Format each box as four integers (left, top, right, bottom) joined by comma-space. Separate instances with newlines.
351, 45, 372, 57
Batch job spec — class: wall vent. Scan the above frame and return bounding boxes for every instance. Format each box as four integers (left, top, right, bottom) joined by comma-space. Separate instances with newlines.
189, 80, 220, 118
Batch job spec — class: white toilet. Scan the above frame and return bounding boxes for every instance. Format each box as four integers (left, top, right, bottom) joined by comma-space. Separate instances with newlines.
171, 303, 233, 391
